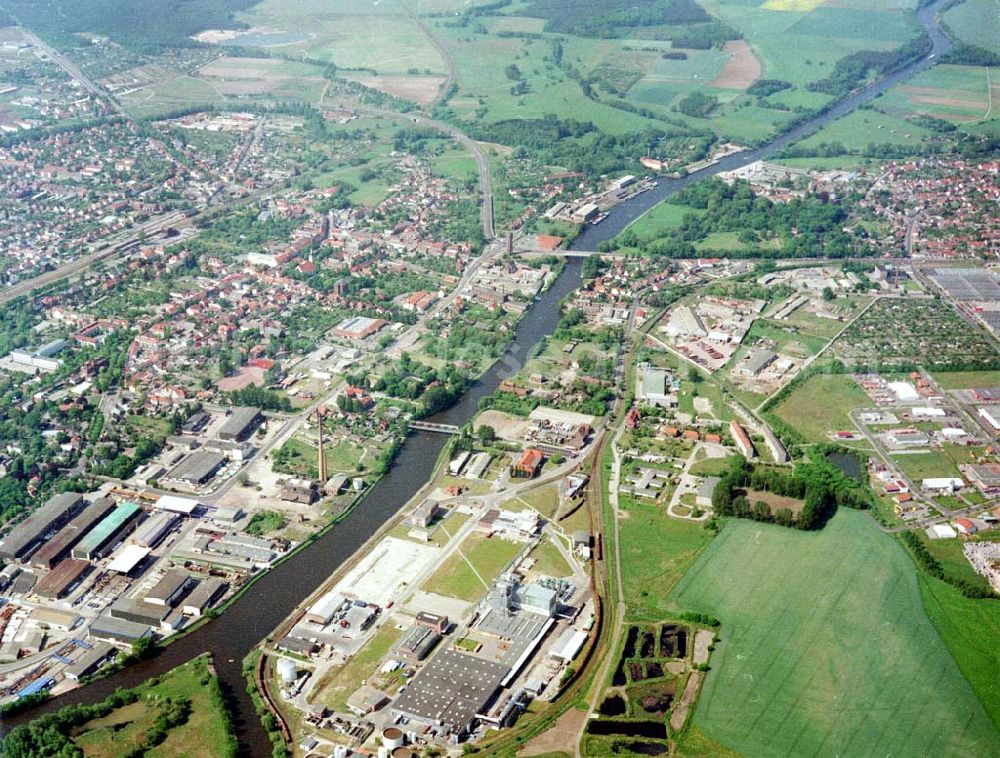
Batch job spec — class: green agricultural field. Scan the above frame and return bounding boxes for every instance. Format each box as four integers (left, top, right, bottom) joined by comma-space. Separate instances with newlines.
943, 0, 1000, 55
421, 532, 523, 601
880, 64, 997, 124
237, 0, 446, 75
709, 0, 922, 95
795, 106, 932, 151
933, 370, 1000, 390
436, 26, 662, 133
772, 373, 869, 442
667, 510, 1000, 757
618, 498, 715, 622
920, 574, 1000, 731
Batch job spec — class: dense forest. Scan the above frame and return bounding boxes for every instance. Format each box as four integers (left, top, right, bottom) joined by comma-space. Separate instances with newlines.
611, 178, 867, 259
2, 0, 258, 50
524, 0, 737, 47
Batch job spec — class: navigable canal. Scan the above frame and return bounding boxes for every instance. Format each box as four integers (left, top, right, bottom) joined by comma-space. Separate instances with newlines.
3, 1, 952, 752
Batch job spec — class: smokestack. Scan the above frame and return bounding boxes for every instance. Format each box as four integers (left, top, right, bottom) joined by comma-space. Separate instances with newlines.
316, 410, 327, 483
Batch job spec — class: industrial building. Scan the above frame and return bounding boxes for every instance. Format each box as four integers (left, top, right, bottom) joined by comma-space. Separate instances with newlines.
34, 558, 91, 600
736, 348, 777, 377
181, 577, 226, 617
306, 590, 347, 625
10, 338, 66, 371
979, 405, 1000, 432
132, 511, 179, 549
332, 316, 388, 340
65, 642, 115, 681
90, 614, 153, 644
279, 478, 318, 504
107, 544, 151, 575
640, 365, 677, 408
390, 648, 508, 736
511, 449, 544, 478
762, 424, 790, 463
164, 451, 227, 486
71, 501, 141, 560
217, 406, 263, 442
729, 420, 756, 459
109, 597, 170, 627
392, 625, 441, 662
145, 570, 194, 607
0, 492, 85, 563
30, 497, 116, 570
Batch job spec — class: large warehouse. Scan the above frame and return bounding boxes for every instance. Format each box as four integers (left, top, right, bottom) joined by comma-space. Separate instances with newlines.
164, 451, 227, 486
0, 492, 85, 563
217, 406, 263, 442
390, 648, 508, 737
30, 497, 116, 570
71, 501, 141, 560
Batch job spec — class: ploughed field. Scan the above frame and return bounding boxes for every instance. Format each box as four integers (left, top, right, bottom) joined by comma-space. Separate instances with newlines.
666, 509, 1000, 757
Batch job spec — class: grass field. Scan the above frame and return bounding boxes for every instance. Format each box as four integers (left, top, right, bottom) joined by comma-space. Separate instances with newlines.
933, 370, 1000, 390
627, 203, 701, 240
893, 444, 982, 482
920, 573, 1000, 731
421, 532, 523, 601
71, 656, 234, 758
943, 0, 1000, 55
527, 538, 573, 578
795, 106, 933, 151
880, 64, 997, 123
666, 510, 1000, 757
238, 0, 446, 75
618, 499, 716, 622
310, 624, 400, 711
773, 373, 869, 442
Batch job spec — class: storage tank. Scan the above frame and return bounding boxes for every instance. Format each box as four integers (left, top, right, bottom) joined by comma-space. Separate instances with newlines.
333, 747, 349, 758
382, 726, 405, 750
391, 748, 413, 758
276, 657, 297, 685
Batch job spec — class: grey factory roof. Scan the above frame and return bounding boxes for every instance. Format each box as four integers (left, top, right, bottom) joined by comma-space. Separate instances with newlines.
89, 615, 152, 643
391, 648, 508, 733
0, 492, 84, 561
217, 406, 262, 440
165, 451, 226, 484
145, 569, 193, 606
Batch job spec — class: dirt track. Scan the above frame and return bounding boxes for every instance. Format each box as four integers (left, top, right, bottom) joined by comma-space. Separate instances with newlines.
713, 40, 762, 90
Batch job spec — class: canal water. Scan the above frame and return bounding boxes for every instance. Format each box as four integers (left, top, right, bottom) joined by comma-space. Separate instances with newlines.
2, 1, 954, 751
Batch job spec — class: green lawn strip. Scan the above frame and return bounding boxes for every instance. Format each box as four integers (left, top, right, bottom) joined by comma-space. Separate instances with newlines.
665, 510, 1000, 757
919, 573, 1000, 731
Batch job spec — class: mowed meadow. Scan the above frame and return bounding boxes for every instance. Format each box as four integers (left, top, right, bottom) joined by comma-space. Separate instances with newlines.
666, 510, 1000, 757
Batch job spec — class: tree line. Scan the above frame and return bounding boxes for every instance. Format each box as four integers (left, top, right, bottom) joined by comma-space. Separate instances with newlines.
712, 456, 868, 530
